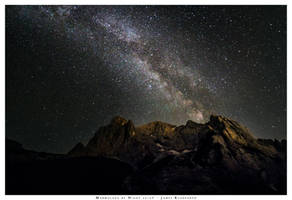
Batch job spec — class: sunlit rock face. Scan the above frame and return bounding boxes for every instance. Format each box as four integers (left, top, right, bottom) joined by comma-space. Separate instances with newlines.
67, 115, 286, 194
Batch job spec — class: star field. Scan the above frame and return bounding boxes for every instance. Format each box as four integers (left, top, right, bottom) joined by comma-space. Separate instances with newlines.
6, 6, 286, 153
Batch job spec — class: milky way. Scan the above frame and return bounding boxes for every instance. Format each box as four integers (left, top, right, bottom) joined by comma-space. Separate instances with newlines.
6, 6, 286, 153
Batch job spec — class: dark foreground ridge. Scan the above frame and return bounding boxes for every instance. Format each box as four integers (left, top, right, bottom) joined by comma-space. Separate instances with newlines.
6, 115, 286, 194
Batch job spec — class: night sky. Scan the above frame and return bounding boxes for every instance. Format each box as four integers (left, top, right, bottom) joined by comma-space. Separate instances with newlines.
6, 6, 286, 153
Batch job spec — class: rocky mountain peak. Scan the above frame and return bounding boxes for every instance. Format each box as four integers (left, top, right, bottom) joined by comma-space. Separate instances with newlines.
208, 115, 256, 145
110, 116, 128, 126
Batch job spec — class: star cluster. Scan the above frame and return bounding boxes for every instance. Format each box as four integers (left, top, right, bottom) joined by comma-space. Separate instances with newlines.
6, 6, 286, 153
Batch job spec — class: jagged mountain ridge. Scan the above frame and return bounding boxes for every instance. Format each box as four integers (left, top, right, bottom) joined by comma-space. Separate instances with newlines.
69, 115, 285, 167
6, 115, 286, 194
67, 115, 286, 194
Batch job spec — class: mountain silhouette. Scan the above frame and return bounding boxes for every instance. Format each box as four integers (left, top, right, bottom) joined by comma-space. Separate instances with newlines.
6, 115, 286, 194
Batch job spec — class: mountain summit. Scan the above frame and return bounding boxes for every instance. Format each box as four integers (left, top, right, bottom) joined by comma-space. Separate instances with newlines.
67, 115, 286, 194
